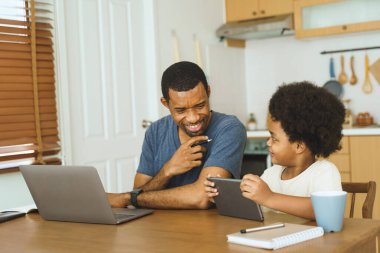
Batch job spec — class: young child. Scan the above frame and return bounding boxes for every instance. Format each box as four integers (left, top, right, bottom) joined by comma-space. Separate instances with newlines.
205, 81, 345, 219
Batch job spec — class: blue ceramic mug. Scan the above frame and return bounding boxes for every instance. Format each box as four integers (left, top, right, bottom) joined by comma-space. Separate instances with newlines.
311, 191, 347, 232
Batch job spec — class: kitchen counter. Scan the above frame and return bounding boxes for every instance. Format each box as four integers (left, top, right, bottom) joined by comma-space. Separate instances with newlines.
247, 126, 380, 139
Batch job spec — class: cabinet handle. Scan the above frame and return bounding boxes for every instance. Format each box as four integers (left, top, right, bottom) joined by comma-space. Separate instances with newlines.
252, 11, 257, 16
342, 25, 347, 30
261, 10, 265, 15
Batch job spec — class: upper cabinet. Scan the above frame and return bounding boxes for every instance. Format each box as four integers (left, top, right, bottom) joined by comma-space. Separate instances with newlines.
294, 0, 380, 38
226, 0, 294, 22
224, 0, 294, 47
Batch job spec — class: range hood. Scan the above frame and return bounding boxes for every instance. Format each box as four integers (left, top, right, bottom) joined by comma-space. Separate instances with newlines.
216, 14, 294, 40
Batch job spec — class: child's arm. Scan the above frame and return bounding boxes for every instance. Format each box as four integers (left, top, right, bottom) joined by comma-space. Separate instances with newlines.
240, 174, 315, 220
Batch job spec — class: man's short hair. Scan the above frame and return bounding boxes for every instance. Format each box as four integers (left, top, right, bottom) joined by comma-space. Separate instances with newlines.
161, 61, 208, 101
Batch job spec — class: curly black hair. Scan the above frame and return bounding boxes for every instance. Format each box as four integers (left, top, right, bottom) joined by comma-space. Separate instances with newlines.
161, 61, 208, 101
269, 81, 345, 158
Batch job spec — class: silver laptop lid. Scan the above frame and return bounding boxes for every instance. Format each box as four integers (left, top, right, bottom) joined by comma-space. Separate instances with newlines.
19, 165, 152, 224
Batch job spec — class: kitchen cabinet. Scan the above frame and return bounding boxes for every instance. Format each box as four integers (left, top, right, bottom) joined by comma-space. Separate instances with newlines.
226, 0, 294, 22
226, 38, 246, 48
328, 135, 380, 219
327, 137, 352, 218
294, 0, 380, 39
327, 136, 351, 182
224, 0, 294, 48
350, 136, 380, 219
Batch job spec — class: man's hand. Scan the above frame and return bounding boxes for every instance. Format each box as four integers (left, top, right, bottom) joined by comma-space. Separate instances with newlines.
240, 174, 273, 206
164, 136, 209, 177
203, 174, 220, 203
107, 193, 130, 208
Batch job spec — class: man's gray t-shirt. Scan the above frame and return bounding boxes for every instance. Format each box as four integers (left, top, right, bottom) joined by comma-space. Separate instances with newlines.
136, 111, 246, 188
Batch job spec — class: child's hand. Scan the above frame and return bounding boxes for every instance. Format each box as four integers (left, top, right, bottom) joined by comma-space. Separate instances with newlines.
203, 174, 220, 203
240, 174, 273, 205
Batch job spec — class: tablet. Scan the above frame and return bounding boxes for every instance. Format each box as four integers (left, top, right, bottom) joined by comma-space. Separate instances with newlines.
209, 177, 264, 221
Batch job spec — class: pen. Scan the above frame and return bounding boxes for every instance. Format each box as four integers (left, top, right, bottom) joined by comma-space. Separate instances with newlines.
240, 223, 285, 234
191, 138, 212, 147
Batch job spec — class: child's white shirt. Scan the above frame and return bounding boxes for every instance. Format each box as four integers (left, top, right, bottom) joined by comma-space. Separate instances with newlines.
261, 160, 342, 197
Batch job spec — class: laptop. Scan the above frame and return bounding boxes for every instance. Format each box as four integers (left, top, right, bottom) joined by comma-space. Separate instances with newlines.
19, 165, 153, 224
208, 177, 264, 221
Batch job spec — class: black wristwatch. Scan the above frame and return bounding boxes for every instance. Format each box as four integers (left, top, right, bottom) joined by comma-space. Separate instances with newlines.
130, 188, 143, 208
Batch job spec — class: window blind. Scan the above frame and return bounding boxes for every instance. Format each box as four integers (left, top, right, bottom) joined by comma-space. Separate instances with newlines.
0, 0, 60, 170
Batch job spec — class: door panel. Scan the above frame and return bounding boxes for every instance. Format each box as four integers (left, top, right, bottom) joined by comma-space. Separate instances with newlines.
61, 0, 153, 192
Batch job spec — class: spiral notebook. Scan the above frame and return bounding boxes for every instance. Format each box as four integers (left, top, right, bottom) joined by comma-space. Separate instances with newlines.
227, 223, 324, 250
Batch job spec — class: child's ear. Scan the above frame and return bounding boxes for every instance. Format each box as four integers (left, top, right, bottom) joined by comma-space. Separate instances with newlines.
295, 141, 307, 154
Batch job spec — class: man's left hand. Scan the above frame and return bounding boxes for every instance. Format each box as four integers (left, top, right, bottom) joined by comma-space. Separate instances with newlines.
107, 193, 130, 207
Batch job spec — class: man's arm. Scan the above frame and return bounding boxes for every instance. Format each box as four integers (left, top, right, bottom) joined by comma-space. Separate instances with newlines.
108, 166, 231, 209
134, 136, 209, 191
134, 173, 154, 189
133, 155, 188, 191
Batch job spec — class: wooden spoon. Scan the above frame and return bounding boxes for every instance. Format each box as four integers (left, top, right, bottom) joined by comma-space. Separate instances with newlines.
349, 56, 358, 85
362, 53, 373, 94
338, 55, 348, 84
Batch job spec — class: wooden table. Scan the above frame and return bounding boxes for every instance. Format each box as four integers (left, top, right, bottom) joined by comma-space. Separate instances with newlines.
0, 209, 379, 252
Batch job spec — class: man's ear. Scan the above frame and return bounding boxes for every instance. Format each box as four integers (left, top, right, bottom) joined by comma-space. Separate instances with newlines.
207, 86, 211, 97
160, 97, 169, 108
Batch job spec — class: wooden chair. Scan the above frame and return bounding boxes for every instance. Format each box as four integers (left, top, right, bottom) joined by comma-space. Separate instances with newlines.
342, 181, 376, 219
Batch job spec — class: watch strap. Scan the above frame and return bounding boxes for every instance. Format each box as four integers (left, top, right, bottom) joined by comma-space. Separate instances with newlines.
130, 188, 143, 208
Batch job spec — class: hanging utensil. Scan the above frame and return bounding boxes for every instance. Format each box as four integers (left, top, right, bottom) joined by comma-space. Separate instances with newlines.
362, 53, 373, 94
349, 56, 358, 85
369, 57, 380, 85
338, 55, 348, 84
323, 57, 342, 98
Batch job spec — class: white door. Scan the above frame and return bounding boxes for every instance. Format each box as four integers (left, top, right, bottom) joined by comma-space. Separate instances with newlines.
56, 0, 158, 192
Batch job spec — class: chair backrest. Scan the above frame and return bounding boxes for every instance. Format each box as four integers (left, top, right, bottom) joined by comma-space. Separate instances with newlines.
342, 181, 376, 219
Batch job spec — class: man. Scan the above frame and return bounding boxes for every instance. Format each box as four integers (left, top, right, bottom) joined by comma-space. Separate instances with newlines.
108, 61, 246, 209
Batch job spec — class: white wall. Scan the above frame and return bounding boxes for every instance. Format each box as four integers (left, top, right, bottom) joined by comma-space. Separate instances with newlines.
245, 31, 380, 129
154, 0, 247, 122
0, 172, 33, 210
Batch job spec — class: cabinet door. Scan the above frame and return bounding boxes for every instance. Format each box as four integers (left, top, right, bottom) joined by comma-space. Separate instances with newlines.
326, 136, 351, 217
226, 0, 259, 22
259, 0, 294, 17
294, 0, 380, 38
328, 154, 351, 181
350, 136, 380, 219
226, 0, 293, 22
327, 136, 351, 181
